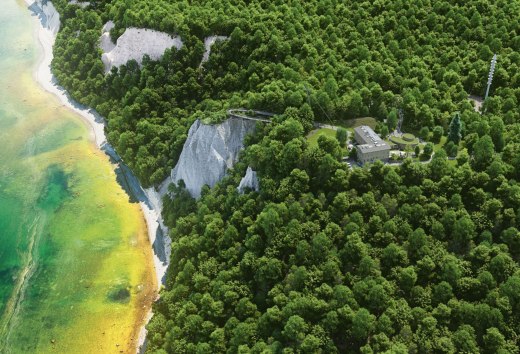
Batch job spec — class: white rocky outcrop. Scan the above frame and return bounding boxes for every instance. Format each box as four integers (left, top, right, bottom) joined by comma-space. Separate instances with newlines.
69, 0, 90, 8
238, 167, 259, 193
28, 0, 60, 35
100, 25, 183, 73
99, 21, 116, 53
171, 118, 257, 198
102, 20, 115, 33
201, 35, 228, 65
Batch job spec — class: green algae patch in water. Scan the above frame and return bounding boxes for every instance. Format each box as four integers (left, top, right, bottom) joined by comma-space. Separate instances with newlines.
36, 165, 71, 211
0, 1, 157, 353
107, 281, 132, 304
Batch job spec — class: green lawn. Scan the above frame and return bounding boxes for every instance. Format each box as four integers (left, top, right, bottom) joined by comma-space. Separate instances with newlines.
432, 137, 459, 166
307, 128, 349, 155
341, 117, 377, 129
307, 128, 337, 147
433, 136, 448, 152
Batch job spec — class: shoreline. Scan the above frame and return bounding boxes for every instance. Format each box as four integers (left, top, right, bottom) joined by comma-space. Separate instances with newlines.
25, 0, 169, 351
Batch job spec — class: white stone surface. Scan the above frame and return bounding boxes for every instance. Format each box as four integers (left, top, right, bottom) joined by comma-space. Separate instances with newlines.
69, 0, 90, 8
171, 118, 256, 198
100, 27, 183, 73
102, 20, 115, 33
99, 21, 116, 53
238, 167, 259, 193
201, 35, 228, 65
29, 0, 60, 35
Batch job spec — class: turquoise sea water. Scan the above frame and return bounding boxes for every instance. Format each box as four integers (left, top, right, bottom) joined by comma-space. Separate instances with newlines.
0, 1, 156, 352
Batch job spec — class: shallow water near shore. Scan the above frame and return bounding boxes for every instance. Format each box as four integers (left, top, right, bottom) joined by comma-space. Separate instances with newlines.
0, 1, 156, 352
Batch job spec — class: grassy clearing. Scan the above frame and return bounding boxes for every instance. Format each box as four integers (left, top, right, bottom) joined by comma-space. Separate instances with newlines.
322, 117, 378, 129
307, 128, 337, 147
307, 128, 349, 155
433, 136, 448, 152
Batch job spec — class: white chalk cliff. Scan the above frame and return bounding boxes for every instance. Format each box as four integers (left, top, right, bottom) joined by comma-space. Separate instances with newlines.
29, 0, 60, 35
171, 118, 256, 198
99, 21, 116, 53
201, 36, 228, 65
100, 25, 183, 73
238, 167, 259, 193
69, 0, 90, 8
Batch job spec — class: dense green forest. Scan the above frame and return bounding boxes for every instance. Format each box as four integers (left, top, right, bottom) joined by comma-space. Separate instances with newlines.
48, 0, 520, 352
52, 0, 519, 185
154, 118, 520, 353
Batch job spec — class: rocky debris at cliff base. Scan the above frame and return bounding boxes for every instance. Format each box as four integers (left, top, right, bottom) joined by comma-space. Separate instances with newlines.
238, 167, 260, 193
100, 24, 183, 73
171, 118, 257, 198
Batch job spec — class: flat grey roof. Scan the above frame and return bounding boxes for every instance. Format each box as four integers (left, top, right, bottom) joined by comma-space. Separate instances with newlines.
354, 125, 385, 145
354, 125, 390, 153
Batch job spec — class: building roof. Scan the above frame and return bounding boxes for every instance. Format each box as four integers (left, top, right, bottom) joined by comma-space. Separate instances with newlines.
354, 125, 385, 145
354, 125, 390, 153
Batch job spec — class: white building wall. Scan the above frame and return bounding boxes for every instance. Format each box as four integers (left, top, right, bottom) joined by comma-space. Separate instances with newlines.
357, 148, 390, 164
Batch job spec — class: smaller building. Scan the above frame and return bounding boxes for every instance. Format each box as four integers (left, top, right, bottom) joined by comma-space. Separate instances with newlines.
389, 133, 419, 150
354, 125, 390, 164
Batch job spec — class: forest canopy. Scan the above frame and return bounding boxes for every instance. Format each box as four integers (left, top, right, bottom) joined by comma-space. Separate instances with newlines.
48, 0, 520, 352
52, 0, 519, 185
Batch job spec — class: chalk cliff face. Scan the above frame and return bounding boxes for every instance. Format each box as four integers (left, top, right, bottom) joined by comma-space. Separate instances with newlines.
201, 36, 228, 65
99, 21, 116, 53
238, 167, 259, 193
171, 118, 256, 198
100, 26, 183, 73
69, 0, 90, 8
29, 0, 60, 35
